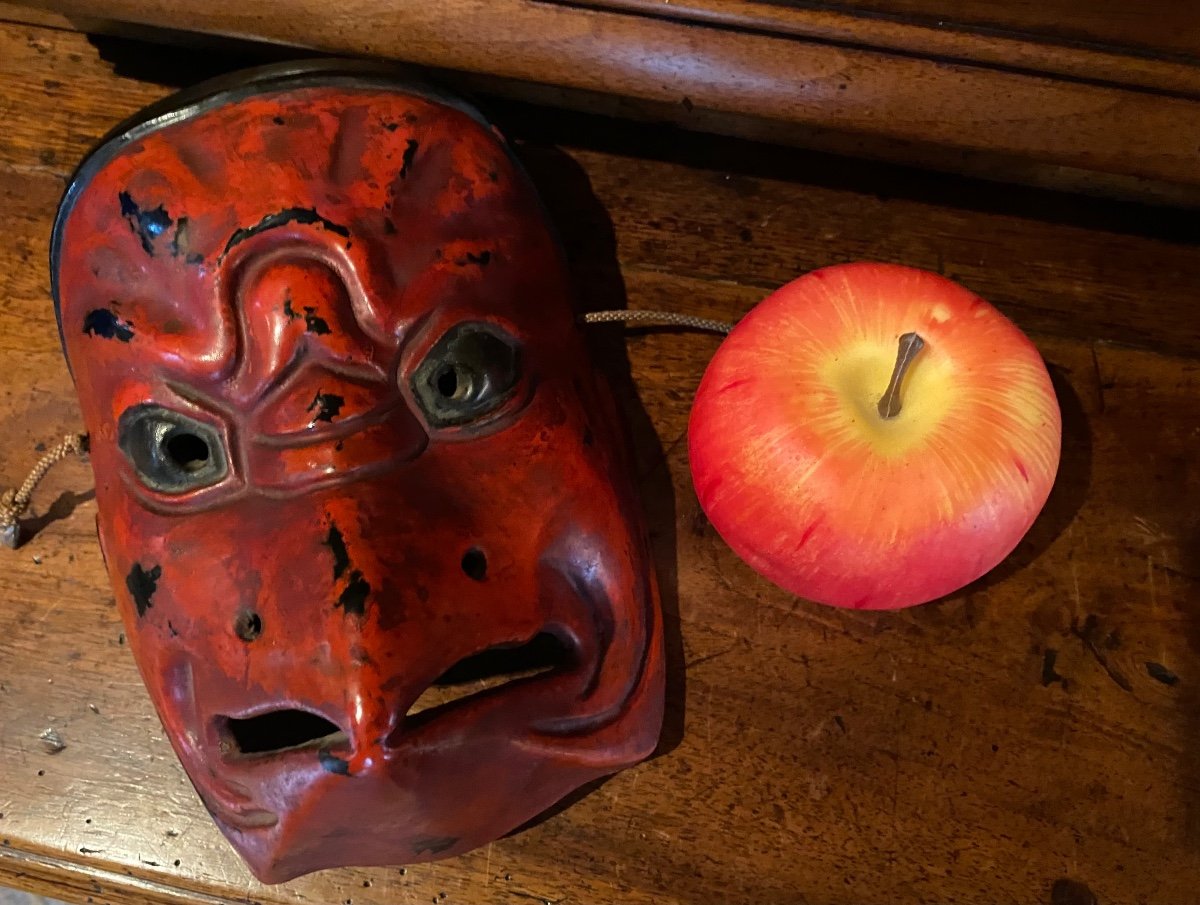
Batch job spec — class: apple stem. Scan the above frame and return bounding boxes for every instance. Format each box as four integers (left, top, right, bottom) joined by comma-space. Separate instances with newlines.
877, 332, 926, 419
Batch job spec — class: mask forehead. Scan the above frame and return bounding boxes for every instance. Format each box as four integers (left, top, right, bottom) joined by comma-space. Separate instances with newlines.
53, 64, 664, 883
56, 72, 566, 377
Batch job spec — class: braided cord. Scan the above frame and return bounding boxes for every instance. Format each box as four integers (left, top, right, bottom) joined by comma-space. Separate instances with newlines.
582, 309, 735, 334
1, 433, 88, 549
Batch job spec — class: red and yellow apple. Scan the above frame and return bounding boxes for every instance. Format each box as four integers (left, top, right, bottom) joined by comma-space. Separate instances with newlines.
687, 262, 1061, 609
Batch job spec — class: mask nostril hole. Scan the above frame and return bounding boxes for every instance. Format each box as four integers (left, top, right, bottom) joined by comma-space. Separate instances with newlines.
234, 609, 262, 642
461, 547, 487, 581
165, 432, 210, 473
219, 709, 344, 757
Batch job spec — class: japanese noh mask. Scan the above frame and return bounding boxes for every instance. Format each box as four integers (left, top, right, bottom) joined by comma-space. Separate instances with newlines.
51, 62, 664, 882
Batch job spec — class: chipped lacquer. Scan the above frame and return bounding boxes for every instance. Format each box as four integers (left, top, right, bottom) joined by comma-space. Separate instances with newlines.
50, 61, 664, 883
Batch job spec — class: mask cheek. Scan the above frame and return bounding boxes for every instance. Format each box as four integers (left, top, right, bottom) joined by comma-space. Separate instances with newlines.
505, 479, 662, 759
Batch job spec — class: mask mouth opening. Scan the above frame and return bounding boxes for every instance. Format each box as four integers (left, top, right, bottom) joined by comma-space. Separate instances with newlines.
400, 630, 577, 733
217, 709, 347, 759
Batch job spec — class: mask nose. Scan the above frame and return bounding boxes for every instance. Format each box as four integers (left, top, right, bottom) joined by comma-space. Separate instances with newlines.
341, 684, 399, 772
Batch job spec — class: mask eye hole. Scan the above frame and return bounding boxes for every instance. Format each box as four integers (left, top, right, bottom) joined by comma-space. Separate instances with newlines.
165, 432, 211, 473
412, 323, 521, 427
118, 405, 228, 493
435, 363, 470, 401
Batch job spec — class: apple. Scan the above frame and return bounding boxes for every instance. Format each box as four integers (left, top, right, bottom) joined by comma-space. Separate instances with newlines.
687, 262, 1061, 610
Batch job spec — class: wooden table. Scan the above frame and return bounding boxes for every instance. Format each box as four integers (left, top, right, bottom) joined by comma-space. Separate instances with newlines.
1, 12, 1198, 905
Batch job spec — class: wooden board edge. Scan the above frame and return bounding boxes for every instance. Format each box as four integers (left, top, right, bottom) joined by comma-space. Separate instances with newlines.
0, 843, 243, 905
553, 0, 1200, 97
4, 0, 1200, 204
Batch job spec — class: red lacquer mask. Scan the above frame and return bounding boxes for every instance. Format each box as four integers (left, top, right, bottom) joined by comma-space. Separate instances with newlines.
51, 62, 664, 883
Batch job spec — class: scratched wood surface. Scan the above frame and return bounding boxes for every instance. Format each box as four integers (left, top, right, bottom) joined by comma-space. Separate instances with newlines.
1, 18, 1199, 905
790, 0, 1200, 58
571, 0, 1200, 96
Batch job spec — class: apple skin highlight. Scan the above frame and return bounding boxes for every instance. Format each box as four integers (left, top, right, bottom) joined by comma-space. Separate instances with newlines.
687, 262, 1062, 610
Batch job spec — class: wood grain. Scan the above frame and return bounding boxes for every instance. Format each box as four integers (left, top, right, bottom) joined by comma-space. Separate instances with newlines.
0, 18, 1199, 905
6, 0, 1200, 204
798, 0, 1200, 59
565, 0, 1200, 95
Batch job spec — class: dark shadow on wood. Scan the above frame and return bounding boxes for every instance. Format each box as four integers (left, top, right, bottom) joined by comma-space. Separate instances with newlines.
482, 99, 1200, 245
512, 138, 685, 762
910, 362, 1090, 630
948, 361, 1093, 600
491, 137, 684, 838
85, 29, 1200, 246
19, 489, 96, 544
86, 29, 309, 88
